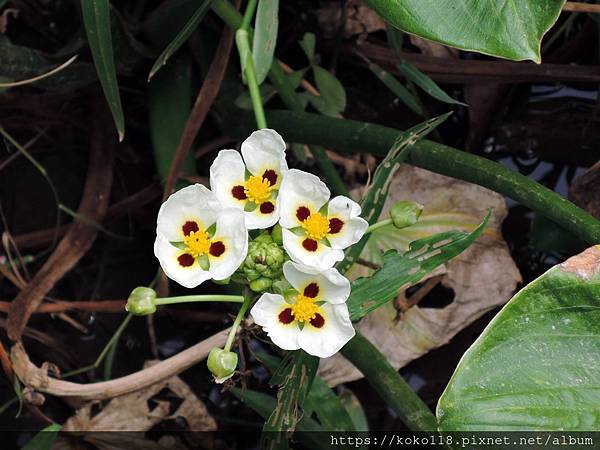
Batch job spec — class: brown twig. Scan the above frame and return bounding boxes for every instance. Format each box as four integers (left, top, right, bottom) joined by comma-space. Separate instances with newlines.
278, 60, 321, 97
563, 2, 600, 13
10, 326, 233, 400
0, 300, 125, 314
162, 24, 235, 200
7, 100, 116, 341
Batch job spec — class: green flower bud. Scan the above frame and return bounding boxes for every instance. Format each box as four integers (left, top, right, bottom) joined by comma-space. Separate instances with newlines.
207, 347, 238, 383
390, 201, 423, 229
249, 277, 273, 292
271, 224, 283, 245
126, 287, 157, 316
239, 236, 286, 291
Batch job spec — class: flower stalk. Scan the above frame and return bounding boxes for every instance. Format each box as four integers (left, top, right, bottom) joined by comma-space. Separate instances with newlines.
224, 288, 253, 352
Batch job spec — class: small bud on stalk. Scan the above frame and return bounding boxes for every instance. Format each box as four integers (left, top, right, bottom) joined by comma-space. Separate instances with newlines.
126, 287, 157, 316
390, 200, 424, 229
207, 347, 238, 383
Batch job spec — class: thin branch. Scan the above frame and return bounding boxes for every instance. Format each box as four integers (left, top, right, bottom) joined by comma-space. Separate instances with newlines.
563, 2, 600, 13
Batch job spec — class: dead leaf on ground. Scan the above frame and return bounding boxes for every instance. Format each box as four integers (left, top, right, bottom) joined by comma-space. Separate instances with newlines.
318, 0, 386, 38
53, 361, 216, 450
569, 160, 600, 220
319, 165, 522, 386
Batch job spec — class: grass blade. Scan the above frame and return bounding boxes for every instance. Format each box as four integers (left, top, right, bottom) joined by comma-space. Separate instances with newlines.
397, 59, 467, 106
147, 0, 213, 81
252, 0, 279, 85
81, 0, 125, 141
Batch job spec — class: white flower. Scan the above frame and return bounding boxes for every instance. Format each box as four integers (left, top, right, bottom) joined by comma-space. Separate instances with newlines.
250, 261, 355, 358
277, 169, 368, 270
210, 129, 288, 229
154, 184, 248, 288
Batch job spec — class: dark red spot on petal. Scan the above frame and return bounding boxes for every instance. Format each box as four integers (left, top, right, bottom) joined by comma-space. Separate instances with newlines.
262, 169, 278, 186
303, 282, 319, 298
209, 241, 225, 257
177, 253, 195, 267
260, 201, 275, 214
182, 221, 199, 236
329, 218, 344, 234
278, 308, 294, 324
310, 313, 325, 328
302, 238, 318, 252
296, 206, 310, 222
231, 185, 247, 200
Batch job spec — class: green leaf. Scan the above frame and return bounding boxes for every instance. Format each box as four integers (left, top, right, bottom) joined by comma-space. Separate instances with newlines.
397, 60, 466, 106
347, 211, 490, 320
438, 246, 600, 431
365, 0, 565, 62
386, 25, 404, 58
287, 67, 309, 90
300, 32, 316, 62
148, 0, 213, 81
81, 0, 125, 141
148, 54, 197, 187
231, 388, 329, 449
310, 66, 346, 117
337, 113, 451, 274
363, 56, 423, 116
340, 390, 369, 432
263, 350, 319, 450
23, 424, 62, 450
252, 0, 279, 85
256, 351, 358, 432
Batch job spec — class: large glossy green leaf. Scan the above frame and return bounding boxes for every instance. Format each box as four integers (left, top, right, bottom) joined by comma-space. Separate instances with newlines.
347, 211, 490, 321
438, 246, 600, 431
252, 0, 279, 85
365, 0, 565, 62
148, 0, 212, 81
81, 0, 125, 141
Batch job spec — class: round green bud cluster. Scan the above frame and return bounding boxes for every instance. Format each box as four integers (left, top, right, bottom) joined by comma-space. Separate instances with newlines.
207, 347, 238, 384
240, 232, 286, 292
126, 287, 157, 316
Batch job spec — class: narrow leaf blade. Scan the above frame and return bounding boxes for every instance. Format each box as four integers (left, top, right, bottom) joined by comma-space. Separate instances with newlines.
397, 60, 467, 106
252, 0, 279, 85
148, 0, 212, 81
81, 0, 125, 141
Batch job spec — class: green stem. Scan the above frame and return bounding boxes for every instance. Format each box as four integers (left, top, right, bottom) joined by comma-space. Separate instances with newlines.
365, 218, 392, 234
154, 295, 244, 306
224, 288, 253, 351
240, 0, 258, 31
224, 108, 600, 245
213, 0, 350, 197
236, 30, 267, 129
340, 331, 438, 431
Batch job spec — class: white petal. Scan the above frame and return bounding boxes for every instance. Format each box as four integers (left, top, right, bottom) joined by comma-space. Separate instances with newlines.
327, 196, 369, 250
156, 184, 221, 242
241, 129, 288, 186
209, 149, 248, 210
297, 303, 355, 358
208, 208, 248, 280
244, 198, 280, 230
282, 261, 350, 304
282, 229, 343, 271
154, 233, 211, 288
250, 293, 301, 351
278, 169, 330, 229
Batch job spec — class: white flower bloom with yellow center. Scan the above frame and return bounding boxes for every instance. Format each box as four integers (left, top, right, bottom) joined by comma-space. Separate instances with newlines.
250, 261, 355, 358
154, 184, 248, 288
277, 169, 368, 270
210, 129, 288, 230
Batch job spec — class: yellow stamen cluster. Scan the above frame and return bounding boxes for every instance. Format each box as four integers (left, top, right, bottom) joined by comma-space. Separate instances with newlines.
302, 213, 330, 240
291, 294, 320, 322
244, 175, 273, 203
183, 229, 211, 258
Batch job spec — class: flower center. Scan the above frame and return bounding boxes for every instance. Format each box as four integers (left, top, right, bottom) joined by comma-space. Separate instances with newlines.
244, 175, 273, 203
291, 294, 319, 322
302, 213, 330, 240
183, 229, 211, 258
